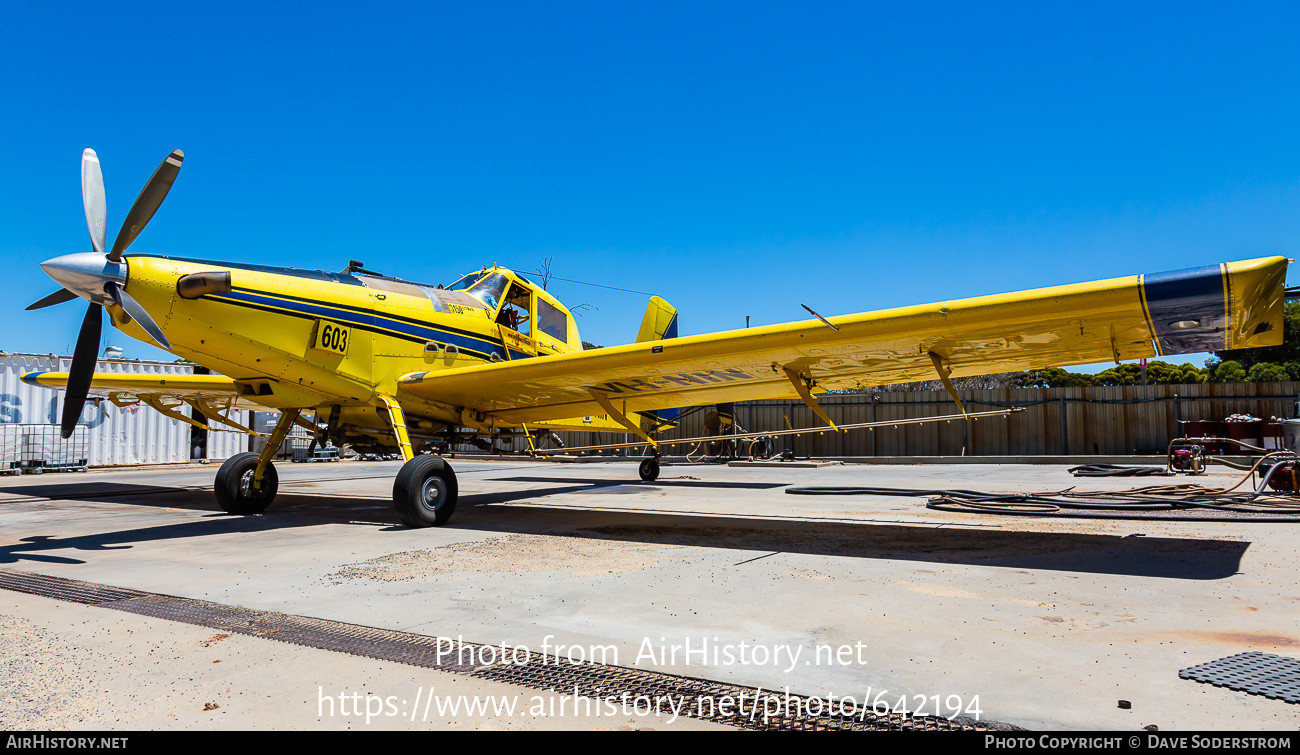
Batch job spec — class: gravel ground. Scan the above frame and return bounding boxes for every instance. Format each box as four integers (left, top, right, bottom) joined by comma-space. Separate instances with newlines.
0, 613, 99, 729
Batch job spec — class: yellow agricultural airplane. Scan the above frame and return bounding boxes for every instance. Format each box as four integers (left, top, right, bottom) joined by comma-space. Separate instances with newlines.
22, 149, 1292, 526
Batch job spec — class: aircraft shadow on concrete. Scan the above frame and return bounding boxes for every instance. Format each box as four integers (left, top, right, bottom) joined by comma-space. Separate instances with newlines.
490, 476, 788, 490
0, 480, 622, 564
0, 480, 1250, 580
0, 472, 772, 511
0, 490, 410, 566
451, 496, 1251, 581
0, 482, 210, 508
0, 482, 598, 565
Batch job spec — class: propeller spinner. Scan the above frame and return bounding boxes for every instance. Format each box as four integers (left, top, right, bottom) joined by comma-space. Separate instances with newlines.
29, 148, 183, 437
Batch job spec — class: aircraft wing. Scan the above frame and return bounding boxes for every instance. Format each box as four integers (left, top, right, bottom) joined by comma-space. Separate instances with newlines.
397, 257, 1289, 425
21, 371, 244, 401
20, 371, 263, 432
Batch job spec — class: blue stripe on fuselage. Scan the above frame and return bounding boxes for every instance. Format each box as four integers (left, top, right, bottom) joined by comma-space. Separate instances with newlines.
211, 289, 509, 360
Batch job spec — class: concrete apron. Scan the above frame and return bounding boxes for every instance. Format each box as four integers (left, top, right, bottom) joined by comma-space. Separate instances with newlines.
0, 459, 1297, 731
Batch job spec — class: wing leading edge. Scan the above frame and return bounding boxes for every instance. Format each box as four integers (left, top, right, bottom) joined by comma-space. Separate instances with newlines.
21, 370, 260, 407
397, 257, 1289, 425
20, 371, 263, 433
21, 371, 243, 400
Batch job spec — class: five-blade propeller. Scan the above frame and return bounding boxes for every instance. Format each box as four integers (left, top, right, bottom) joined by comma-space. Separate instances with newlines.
30, 148, 183, 437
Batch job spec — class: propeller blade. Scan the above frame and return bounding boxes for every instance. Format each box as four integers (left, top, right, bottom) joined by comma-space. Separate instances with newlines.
61, 303, 103, 438
107, 149, 184, 261
81, 148, 107, 254
107, 282, 170, 349
25, 288, 79, 311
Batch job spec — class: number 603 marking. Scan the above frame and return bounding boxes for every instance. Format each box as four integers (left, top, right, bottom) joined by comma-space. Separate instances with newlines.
313, 320, 351, 356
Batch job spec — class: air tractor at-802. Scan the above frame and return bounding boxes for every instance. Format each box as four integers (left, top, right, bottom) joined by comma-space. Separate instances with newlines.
25, 149, 1290, 526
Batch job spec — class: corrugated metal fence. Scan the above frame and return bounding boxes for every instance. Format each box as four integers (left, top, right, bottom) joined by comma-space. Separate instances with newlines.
0, 353, 247, 466
552, 383, 1300, 457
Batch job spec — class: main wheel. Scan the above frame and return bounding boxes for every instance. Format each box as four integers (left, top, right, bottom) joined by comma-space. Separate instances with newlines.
393, 454, 459, 527
214, 452, 278, 515
638, 457, 660, 481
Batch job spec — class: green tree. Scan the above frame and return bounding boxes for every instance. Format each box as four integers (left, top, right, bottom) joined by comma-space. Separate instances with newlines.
1213, 360, 1247, 383
1145, 360, 1207, 384
1014, 361, 1209, 388
1247, 362, 1289, 382
1015, 368, 1096, 388
1093, 364, 1142, 386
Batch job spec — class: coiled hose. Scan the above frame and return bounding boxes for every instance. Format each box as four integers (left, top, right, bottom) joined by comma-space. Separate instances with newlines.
785, 453, 1300, 521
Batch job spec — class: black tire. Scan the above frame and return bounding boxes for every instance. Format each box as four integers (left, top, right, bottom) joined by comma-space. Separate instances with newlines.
638, 457, 660, 481
214, 452, 278, 515
393, 455, 459, 527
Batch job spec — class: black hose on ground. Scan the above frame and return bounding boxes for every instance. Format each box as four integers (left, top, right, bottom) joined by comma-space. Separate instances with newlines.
784, 484, 1300, 521
1067, 464, 1172, 477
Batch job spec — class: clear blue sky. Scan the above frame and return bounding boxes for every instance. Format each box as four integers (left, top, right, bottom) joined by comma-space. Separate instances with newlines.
3, 2, 1298, 372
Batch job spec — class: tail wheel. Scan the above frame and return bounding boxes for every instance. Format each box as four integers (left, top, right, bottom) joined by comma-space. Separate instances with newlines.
638, 457, 660, 482
393, 455, 459, 527
214, 452, 278, 514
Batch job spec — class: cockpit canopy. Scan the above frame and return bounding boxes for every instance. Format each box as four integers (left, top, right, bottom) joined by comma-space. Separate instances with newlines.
444, 267, 577, 351
454, 271, 510, 311
448, 271, 485, 291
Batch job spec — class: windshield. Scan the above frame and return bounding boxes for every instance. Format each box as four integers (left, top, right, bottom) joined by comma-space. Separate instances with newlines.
465, 272, 509, 310
449, 272, 485, 291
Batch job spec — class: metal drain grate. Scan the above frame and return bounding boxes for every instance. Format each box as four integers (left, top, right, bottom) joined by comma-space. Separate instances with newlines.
1180, 651, 1300, 704
106, 595, 482, 674
0, 568, 984, 731
0, 567, 146, 604
471, 657, 960, 730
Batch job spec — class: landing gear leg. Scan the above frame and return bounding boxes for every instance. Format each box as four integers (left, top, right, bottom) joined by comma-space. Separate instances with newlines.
584, 390, 661, 483
638, 454, 661, 482
214, 408, 301, 514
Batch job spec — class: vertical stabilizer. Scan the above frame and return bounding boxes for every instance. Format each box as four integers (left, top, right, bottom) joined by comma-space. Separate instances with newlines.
636, 296, 679, 343
635, 296, 680, 429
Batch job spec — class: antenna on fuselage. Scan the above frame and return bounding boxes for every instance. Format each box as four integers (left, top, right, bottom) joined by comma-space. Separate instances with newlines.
345, 259, 387, 277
